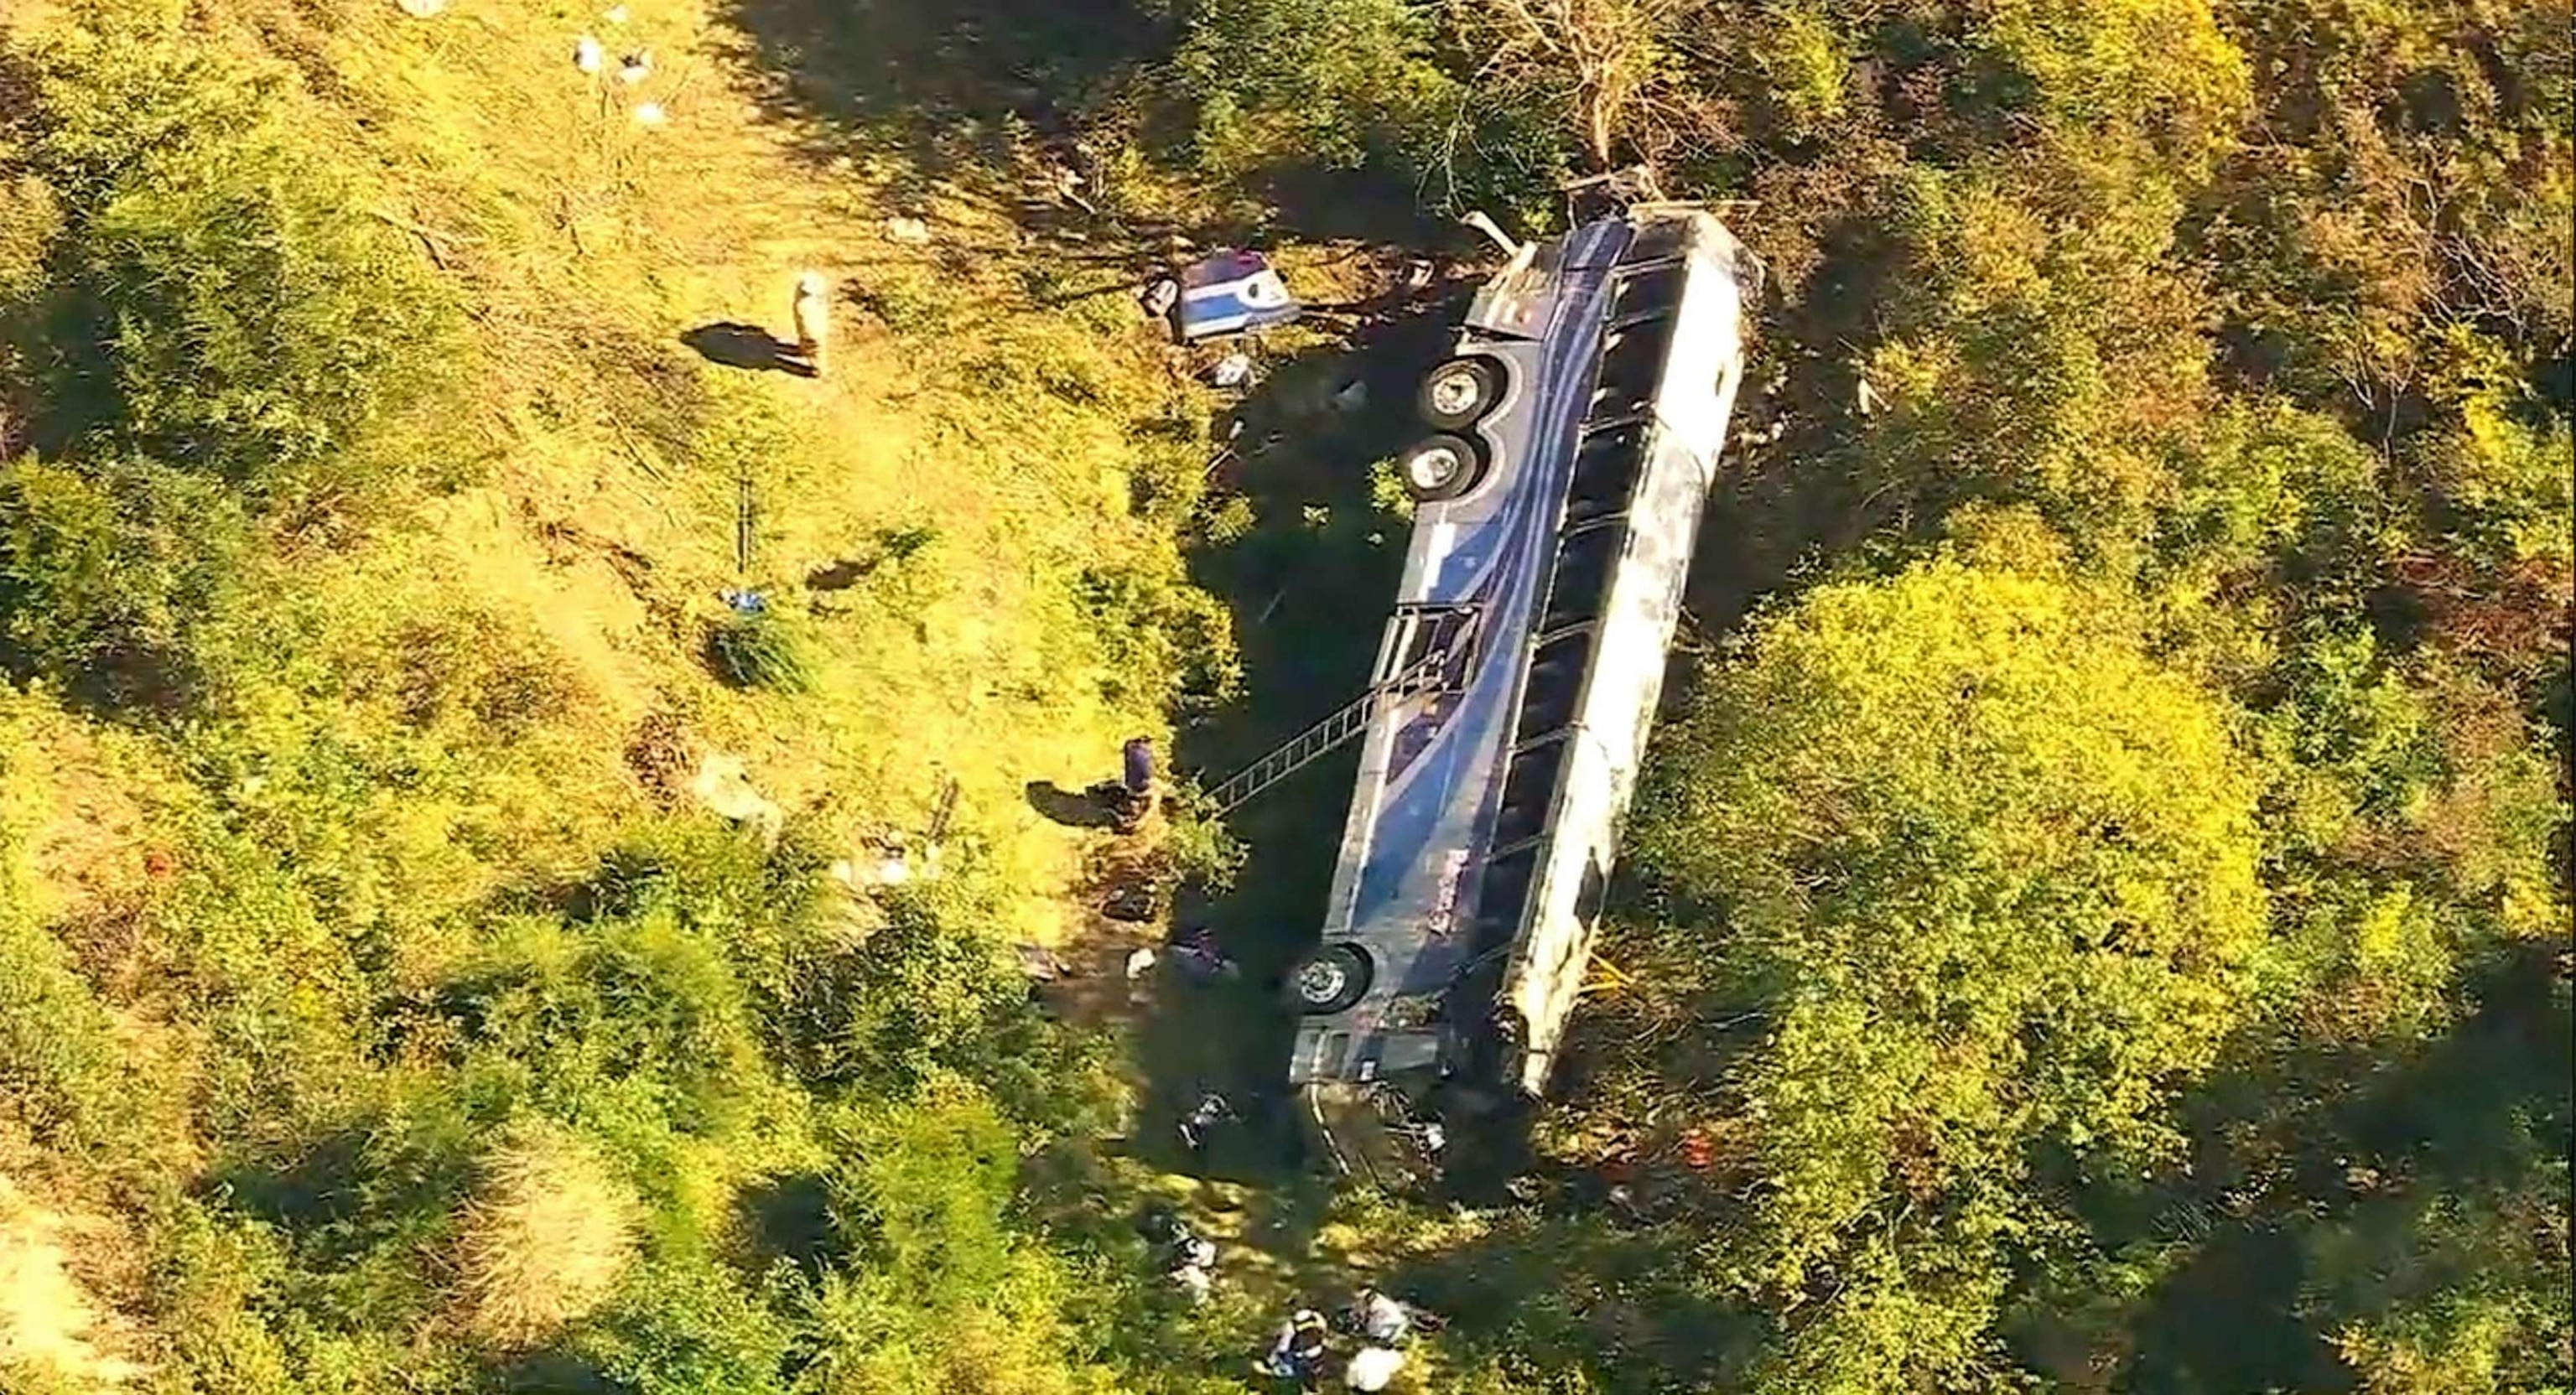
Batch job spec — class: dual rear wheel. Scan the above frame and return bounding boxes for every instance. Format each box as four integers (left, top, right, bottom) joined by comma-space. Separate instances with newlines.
1398, 356, 1506, 503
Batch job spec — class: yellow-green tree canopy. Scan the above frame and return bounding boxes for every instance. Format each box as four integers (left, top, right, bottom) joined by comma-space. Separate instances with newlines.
1609, 557, 2272, 1382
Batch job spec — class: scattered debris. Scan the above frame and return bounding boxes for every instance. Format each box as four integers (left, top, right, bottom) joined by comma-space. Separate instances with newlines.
602, 3, 630, 21
882, 215, 931, 244
574, 34, 605, 73
631, 101, 667, 127
1138, 276, 1180, 320
1015, 944, 1074, 983
1345, 1346, 1406, 1392
1208, 352, 1254, 389
617, 50, 653, 83
688, 752, 782, 844
1124, 946, 1157, 980
1171, 249, 1301, 343
1045, 163, 1095, 214
1396, 258, 1436, 293
396, 0, 447, 16
719, 587, 768, 615
1460, 210, 1524, 257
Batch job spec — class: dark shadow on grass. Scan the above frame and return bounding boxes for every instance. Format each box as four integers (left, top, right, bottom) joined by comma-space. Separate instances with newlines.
1026, 780, 1121, 829
682, 321, 810, 375
714, 0, 1469, 257
491, 1349, 616, 1393
1387, 1210, 1762, 1386
736, 1171, 839, 1279
1117, 299, 1468, 1190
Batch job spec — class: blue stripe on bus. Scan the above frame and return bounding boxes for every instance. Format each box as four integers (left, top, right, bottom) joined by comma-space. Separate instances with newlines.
1348, 220, 1633, 936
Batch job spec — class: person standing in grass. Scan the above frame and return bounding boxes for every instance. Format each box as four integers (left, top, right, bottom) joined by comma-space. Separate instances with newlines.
791, 270, 831, 377
1110, 735, 1160, 832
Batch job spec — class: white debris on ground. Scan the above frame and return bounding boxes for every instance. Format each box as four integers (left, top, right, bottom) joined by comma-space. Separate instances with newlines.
618, 50, 652, 84
396, 0, 446, 17
603, 3, 630, 21
1209, 352, 1254, 389
574, 34, 605, 73
688, 752, 782, 843
631, 101, 667, 127
1124, 946, 1156, 979
882, 215, 932, 244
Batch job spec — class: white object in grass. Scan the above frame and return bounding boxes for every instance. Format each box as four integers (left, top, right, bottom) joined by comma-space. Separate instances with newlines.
631, 101, 667, 126
1345, 1346, 1405, 1392
574, 34, 605, 72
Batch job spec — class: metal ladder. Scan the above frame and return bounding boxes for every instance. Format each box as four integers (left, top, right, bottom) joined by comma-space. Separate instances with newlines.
1203, 632, 1470, 816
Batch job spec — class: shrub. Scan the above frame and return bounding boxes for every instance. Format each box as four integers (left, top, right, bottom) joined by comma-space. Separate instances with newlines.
0, 454, 251, 703
1160, 0, 1461, 182
705, 611, 818, 693
9, 6, 454, 493
573, 1254, 795, 1395
454, 1120, 641, 1349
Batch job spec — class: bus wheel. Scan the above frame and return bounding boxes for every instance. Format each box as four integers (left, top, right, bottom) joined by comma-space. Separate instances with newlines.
1399, 434, 1486, 502
1417, 356, 1504, 429
1289, 944, 1374, 1014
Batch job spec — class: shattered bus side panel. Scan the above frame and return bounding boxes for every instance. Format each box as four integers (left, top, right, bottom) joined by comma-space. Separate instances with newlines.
1507, 228, 1748, 1089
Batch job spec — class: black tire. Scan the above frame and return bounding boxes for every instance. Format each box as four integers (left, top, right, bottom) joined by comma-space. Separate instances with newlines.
1288, 943, 1373, 1014
1416, 356, 1504, 430
1397, 433, 1487, 503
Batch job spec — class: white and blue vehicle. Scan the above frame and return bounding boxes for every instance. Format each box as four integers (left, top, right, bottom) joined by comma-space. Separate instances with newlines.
1283, 204, 1758, 1161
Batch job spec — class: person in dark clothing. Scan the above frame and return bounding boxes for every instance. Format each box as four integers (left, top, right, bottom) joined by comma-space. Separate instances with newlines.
1255, 1309, 1332, 1390
1178, 1091, 1238, 1154
1168, 924, 1241, 983
1114, 736, 1160, 831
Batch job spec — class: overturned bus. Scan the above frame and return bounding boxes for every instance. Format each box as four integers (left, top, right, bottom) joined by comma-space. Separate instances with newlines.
1285, 204, 1758, 1179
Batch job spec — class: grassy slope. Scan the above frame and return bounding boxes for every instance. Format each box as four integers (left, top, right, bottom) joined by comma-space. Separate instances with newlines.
187, 0, 1218, 943
0, 0, 1255, 1380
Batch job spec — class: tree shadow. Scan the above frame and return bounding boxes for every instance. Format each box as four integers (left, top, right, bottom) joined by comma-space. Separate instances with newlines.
713, 0, 1470, 257
715, 0, 1156, 190
681, 321, 811, 376
490, 1349, 617, 1392
1388, 1209, 1762, 1386
1026, 779, 1120, 829
2082, 941, 2572, 1391
735, 1170, 839, 1279
1104, 300, 1468, 1190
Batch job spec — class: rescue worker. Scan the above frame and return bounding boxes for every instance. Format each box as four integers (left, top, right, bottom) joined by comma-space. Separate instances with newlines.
790, 271, 832, 377
1111, 735, 1159, 831
1170, 925, 1240, 983
1254, 1308, 1332, 1390
1348, 1287, 1411, 1346
1178, 1091, 1238, 1154
1166, 1229, 1218, 1305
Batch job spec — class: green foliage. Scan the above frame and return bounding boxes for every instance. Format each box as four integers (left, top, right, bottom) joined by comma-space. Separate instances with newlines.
0, 725, 133, 1155
0, 454, 251, 698
1160, 0, 1460, 181
1616, 557, 2270, 1378
707, 609, 821, 693
575, 1253, 798, 1395
1076, 558, 1242, 713
6, 4, 455, 492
